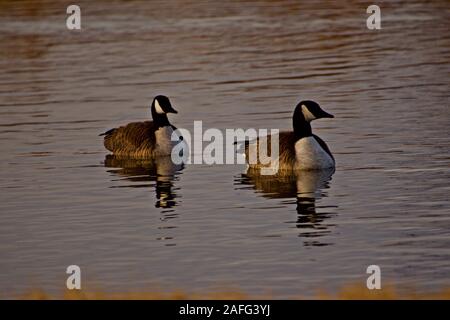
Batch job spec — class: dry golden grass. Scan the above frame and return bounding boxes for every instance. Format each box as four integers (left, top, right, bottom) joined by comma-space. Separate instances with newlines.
15, 284, 450, 300
315, 283, 450, 300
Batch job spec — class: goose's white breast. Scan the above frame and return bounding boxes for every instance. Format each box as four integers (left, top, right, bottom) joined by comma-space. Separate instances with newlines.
294, 136, 335, 169
155, 126, 176, 156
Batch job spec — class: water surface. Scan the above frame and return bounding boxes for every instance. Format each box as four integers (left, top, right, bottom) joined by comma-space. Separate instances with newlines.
0, 0, 449, 297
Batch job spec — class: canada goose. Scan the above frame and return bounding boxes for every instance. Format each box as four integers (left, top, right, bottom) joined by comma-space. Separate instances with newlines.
100, 95, 183, 159
242, 100, 335, 171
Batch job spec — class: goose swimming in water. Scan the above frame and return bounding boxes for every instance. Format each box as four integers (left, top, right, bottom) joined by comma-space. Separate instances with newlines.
100, 95, 183, 159
242, 100, 335, 171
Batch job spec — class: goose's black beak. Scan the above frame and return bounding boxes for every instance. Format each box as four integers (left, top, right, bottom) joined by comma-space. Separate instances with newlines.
319, 110, 334, 118
168, 106, 178, 114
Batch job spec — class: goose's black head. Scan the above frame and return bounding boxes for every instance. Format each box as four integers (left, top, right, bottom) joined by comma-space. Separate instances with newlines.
292, 100, 334, 138
151, 95, 178, 127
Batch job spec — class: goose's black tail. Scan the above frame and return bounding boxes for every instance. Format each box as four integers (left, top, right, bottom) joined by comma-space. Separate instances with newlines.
99, 128, 115, 137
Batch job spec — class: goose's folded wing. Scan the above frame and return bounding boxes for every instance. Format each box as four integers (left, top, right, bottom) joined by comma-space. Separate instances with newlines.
102, 121, 156, 153
243, 131, 297, 165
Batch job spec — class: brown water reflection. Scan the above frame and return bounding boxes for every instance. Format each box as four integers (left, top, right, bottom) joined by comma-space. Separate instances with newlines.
237, 168, 336, 246
104, 155, 184, 209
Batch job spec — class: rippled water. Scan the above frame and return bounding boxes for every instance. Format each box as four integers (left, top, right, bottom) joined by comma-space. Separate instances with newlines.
0, 0, 449, 297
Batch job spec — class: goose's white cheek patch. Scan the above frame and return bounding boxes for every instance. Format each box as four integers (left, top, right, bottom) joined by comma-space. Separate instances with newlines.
301, 105, 316, 122
155, 99, 165, 114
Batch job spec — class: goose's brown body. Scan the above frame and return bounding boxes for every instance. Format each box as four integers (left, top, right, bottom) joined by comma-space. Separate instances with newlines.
102, 121, 159, 159
101, 95, 180, 159
243, 131, 333, 171
244, 132, 296, 171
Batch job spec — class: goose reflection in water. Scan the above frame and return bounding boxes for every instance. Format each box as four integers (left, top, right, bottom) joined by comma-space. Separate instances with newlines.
104, 155, 184, 209
237, 168, 336, 246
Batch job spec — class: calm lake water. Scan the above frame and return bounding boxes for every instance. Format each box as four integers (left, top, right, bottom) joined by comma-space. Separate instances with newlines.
0, 0, 449, 297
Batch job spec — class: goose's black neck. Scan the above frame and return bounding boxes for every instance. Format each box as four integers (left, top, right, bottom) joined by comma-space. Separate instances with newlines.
151, 104, 171, 128
293, 106, 312, 139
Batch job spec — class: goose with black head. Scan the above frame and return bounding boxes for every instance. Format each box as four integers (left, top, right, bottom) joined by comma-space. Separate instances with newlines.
242, 100, 335, 171
100, 95, 183, 158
